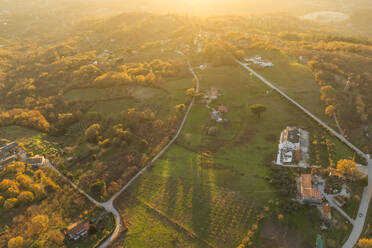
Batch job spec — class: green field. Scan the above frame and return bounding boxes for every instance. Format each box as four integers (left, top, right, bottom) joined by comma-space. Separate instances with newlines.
242, 48, 337, 129
113, 64, 355, 247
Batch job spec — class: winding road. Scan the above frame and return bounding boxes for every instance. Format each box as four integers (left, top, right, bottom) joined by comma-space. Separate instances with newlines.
237, 59, 372, 248
47, 51, 199, 248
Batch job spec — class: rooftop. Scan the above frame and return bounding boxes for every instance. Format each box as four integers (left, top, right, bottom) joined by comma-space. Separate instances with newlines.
67, 221, 90, 236
301, 174, 312, 190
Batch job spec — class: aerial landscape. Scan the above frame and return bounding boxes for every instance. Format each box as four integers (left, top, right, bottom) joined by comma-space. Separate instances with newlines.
0, 0, 372, 247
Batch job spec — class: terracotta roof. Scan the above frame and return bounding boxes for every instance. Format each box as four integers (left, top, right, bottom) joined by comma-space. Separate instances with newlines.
302, 188, 312, 198
312, 189, 322, 200
301, 174, 312, 190
323, 204, 331, 215
67, 222, 90, 235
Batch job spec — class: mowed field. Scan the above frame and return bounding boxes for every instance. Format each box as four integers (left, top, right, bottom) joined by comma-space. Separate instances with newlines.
242, 48, 337, 129
113, 64, 355, 248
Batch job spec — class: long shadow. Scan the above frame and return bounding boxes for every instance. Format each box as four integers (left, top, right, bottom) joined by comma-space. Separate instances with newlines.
163, 155, 179, 217
191, 162, 213, 240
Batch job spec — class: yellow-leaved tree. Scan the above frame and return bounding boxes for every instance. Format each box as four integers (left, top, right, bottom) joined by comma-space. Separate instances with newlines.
337, 159, 361, 179
358, 238, 372, 247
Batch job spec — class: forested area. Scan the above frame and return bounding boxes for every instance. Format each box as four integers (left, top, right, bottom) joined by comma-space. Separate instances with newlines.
0, 161, 113, 247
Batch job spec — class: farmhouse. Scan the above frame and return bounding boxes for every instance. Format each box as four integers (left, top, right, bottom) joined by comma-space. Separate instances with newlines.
26, 156, 46, 167
0, 155, 17, 170
277, 127, 302, 165
65, 221, 90, 240
211, 110, 223, 122
244, 56, 274, 67
299, 174, 322, 204
0, 142, 18, 157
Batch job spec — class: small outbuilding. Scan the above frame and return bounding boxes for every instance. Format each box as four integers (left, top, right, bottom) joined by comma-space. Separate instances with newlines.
0, 155, 17, 170
26, 156, 46, 167
0, 142, 18, 157
66, 221, 90, 241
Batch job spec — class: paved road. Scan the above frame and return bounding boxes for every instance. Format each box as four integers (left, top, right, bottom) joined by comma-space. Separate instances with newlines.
342, 158, 372, 248
237, 60, 372, 248
237, 60, 366, 159
324, 193, 354, 224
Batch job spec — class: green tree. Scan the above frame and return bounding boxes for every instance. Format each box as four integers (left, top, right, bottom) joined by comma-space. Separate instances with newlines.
91, 180, 106, 196
250, 104, 267, 120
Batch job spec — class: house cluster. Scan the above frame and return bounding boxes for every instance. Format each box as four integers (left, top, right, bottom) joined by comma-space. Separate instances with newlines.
0, 142, 46, 171
65, 221, 90, 241
211, 105, 229, 123
276, 127, 302, 165
0, 142, 19, 170
298, 173, 338, 224
203, 87, 229, 123
244, 56, 274, 67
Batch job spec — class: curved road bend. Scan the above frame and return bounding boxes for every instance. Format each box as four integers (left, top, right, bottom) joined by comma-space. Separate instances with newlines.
98, 52, 199, 247
236, 60, 372, 248
48, 51, 199, 248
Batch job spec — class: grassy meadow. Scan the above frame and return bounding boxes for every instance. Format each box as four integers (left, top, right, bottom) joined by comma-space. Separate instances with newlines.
112, 63, 355, 247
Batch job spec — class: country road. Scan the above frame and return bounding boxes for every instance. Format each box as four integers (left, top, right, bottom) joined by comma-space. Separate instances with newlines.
47, 51, 199, 248
236, 59, 372, 248
98, 51, 199, 247
342, 157, 372, 248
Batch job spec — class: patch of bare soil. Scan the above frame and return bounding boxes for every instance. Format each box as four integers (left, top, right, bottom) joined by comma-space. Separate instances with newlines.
258, 221, 310, 248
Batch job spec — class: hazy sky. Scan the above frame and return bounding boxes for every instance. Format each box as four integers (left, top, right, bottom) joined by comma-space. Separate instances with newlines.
1, 0, 370, 16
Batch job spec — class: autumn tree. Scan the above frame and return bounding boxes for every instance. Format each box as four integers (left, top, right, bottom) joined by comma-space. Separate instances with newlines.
18, 191, 35, 203
337, 159, 361, 179
250, 104, 267, 120
175, 104, 186, 113
3, 198, 18, 209
320, 85, 336, 104
186, 88, 195, 96
358, 238, 372, 247
325, 105, 336, 117
16, 174, 33, 188
48, 229, 65, 245
85, 124, 101, 143
235, 49, 245, 60
31, 215, 49, 234
8, 236, 24, 248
